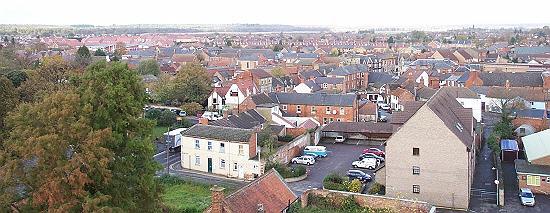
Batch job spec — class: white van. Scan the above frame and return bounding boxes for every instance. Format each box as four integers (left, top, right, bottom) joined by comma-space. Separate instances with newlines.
352, 158, 378, 170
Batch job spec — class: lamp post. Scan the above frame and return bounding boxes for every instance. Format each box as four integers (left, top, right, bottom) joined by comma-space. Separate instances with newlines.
492, 167, 499, 205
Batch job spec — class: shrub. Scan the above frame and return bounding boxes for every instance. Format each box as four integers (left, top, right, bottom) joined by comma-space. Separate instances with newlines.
323, 173, 348, 191
278, 135, 295, 142
145, 108, 162, 120
368, 183, 386, 195
181, 102, 203, 116
158, 110, 177, 127
347, 179, 363, 193
265, 162, 306, 178
487, 133, 501, 154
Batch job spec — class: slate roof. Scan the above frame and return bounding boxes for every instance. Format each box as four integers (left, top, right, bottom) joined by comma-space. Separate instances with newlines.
368, 72, 394, 87
415, 87, 437, 100
268, 92, 357, 107
314, 77, 344, 84
299, 70, 324, 80
456, 71, 470, 83
513, 46, 550, 55
210, 109, 266, 129
327, 64, 369, 76
390, 101, 425, 124
479, 72, 543, 87
409, 59, 457, 69
442, 87, 480, 99
249, 93, 275, 105
515, 109, 546, 119
304, 80, 322, 92
222, 169, 297, 213
322, 122, 394, 134
182, 125, 253, 143
515, 159, 550, 175
426, 87, 474, 147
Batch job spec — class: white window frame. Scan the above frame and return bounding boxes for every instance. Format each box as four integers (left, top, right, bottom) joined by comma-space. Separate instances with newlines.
326, 106, 331, 115
282, 105, 288, 110
195, 140, 200, 149
340, 107, 345, 115
233, 163, 238, 171
297, 105, 302, 114
220, 159, 226, 169
413, 185, 420, 194
413, 166, 420, 175
238, 145, 244, 156
195, 155, 200, 166
311, 106, 316, 114
220, 142, 225, 153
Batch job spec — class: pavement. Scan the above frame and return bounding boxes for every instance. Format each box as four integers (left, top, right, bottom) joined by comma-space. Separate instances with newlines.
287, 142, 383, 195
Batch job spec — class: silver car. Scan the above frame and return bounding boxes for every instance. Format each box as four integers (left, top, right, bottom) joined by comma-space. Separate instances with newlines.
519, 188, 535, 206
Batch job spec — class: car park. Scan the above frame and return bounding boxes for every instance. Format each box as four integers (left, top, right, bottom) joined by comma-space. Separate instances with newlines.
291, 155, 316, 165
346, 170, 372, 182
335, 136, 345, 143
363, 148, 385, 157
519, 188, 535, 206
351, 158, 379, 170
358, 153, 384, 162
304, 146, 328, 158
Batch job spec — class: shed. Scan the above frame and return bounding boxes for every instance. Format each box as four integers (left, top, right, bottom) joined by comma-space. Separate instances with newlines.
514, 124, 536, 137
501, 139, 519, 162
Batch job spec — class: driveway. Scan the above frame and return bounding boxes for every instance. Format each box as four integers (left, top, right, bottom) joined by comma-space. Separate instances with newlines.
287, 142, 383, 195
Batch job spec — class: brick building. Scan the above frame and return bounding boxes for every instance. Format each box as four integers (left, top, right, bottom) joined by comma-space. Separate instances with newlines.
517, 129, 550, 194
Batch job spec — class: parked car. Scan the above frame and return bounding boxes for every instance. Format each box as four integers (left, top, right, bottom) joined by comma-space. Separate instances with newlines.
304, 153, 320, 159
304, 146, 328, 158
359, 153, 385, 162
178, 111, 187, 117
291, 155, 316, 165
378, 115, 388, 122
335, 136, 345, 143
346, 170, 372, 182
363, 148, 385, 157
352, 158, 378, 170
519, 188, 535, 206
201, 111, 222, 121
379, 104, 391, 111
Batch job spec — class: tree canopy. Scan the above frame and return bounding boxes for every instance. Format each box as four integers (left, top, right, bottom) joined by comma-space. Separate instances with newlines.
137, 59, 161, 76
75, 45, 92, 67
168, 63, 211, 104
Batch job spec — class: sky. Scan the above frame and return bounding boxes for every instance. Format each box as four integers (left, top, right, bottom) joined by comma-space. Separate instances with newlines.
2, 0, 550, 29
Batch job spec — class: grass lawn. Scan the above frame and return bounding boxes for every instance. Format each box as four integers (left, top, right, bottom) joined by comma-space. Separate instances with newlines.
152, 126, 169, 141
159, 176, 233, 213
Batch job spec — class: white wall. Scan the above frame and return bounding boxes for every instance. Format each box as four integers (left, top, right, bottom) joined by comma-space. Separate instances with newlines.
180, 136, 261, 179
294, 83, 312, 93
456, 97, 482, 122
208, 91, 224, 111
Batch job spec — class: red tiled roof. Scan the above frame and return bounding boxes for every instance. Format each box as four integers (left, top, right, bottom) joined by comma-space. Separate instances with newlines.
223, 169, 297, 213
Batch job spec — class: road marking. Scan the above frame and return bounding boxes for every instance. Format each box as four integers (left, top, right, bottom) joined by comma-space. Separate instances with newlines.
153, 151, 166, 158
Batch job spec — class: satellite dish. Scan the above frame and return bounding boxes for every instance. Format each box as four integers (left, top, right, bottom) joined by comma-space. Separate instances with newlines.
332, 110, 337, 114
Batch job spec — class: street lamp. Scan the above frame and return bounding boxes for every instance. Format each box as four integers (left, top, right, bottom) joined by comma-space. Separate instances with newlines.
492, 167, 499, 205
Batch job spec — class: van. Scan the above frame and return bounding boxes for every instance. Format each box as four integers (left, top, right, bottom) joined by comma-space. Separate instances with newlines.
335, 136, 345, 143
303, 146, 328, 158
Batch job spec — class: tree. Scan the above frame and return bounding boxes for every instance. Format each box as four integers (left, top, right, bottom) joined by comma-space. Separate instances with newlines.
272, 44, 284, 52
172, 63, 212, 103
0, 76, 18, 137
112, 42, 127, 61
387, 36, 395, 44
94, 49, 106, 56
75, 45, 92, 67
157, 110, 176, 127
181, 102, 203, 116
411, 30, 427, 43
17, 55, 74, 102
145, 108, 162, 121
0, 91, 114, 211
137, 59, 161, 76
4, 69, 28, 87
78, 61, 161, 211
270, 67, 286, 78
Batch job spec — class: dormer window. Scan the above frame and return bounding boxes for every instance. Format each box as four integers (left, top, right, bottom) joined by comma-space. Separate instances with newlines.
456, 123, 464, 132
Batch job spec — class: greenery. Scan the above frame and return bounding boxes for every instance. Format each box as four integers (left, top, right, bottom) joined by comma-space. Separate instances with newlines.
487, 133, 501, 154
347, 179, 363, 193
181, 102, 203, 116
279, 135, 295, 142
323, 173, 349, 191
75, 45, 92, 67
154, 63, 211, 104
0, 76, 18, 138
158, 175, 232, 213
288, 194, 394, 213
259, 127, 277, 156
271, 67, 286, 78
158, 110, 177, 127
137, 59, 161, 76
368, 183, 386, 195
94, 49, 107, 56
266, 162, 306, 178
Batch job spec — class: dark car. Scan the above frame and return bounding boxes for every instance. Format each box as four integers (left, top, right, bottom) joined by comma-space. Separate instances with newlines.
358, 153, 385, 162
346, 170, 372, 182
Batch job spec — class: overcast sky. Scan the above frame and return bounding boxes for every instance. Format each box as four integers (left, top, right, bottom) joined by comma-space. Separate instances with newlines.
2, 0, 550, 28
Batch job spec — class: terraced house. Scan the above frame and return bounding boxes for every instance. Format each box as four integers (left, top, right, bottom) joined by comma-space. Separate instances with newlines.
180, 125, 262, 180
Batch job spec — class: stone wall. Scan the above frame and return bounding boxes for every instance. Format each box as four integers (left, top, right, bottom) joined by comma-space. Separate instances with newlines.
270, 133, 311, 164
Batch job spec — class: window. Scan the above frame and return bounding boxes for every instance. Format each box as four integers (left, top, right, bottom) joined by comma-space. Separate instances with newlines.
413, 148, 419, 156
222, 97, 226, 105
326, 107, 331, 114
322, 83, 328, 89
520, 128, 525, 134
220, 143, 225, 153
413, 166, 420, 175
337, 118, 341, 122
282, 105, 287, 110
413, 185, 420, 194
230, 91, 239, 96
213, 98, 218, 104
220, 159, 226, 169
297, 105, 302, 114
195, 155, 200, 165
323, 118, 328, 125
311, 106, 316, 114
329, 118, 334, 123
233, 163, 238, 171
547, 177, 550, 183
195, 140, 200, 149
340, 107, 345, 115
238, 145, 244, 156
208, 141, 212, 151
527, 175, 541, 186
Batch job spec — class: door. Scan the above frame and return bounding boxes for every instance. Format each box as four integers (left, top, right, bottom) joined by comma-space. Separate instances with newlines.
207, 158, 213, 173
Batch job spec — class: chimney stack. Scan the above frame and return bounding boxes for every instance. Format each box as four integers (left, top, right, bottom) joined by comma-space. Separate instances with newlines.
210, 185, 225, 213
257, 203, 265, 213
199, 117, 209, 125
505, 79, 511, 88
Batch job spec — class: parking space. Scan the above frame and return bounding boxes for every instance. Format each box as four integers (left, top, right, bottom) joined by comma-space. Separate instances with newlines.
288, 142, 384, 194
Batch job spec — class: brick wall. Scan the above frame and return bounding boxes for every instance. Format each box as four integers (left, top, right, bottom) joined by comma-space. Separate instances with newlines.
270, 133, 310, 164
301, 189, 434, 213
532, 155, 550, 166
517, 174, 550, 194
282, 104, 356, 124
249, 132, 258, 158
286, 128, 307, 137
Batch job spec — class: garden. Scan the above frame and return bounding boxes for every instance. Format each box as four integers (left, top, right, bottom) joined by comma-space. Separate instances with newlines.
159, 175, 232, 213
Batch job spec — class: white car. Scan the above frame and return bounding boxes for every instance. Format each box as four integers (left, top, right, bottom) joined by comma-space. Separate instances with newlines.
291, 156, 316, 165
519, 188, 535, 206
335, 136, 345, 143
352, 158, 378, 170
201, 112, 222, 121
379, 104, 390, 111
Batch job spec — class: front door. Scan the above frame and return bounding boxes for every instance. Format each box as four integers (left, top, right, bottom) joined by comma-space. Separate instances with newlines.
208, 158, 213, 173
